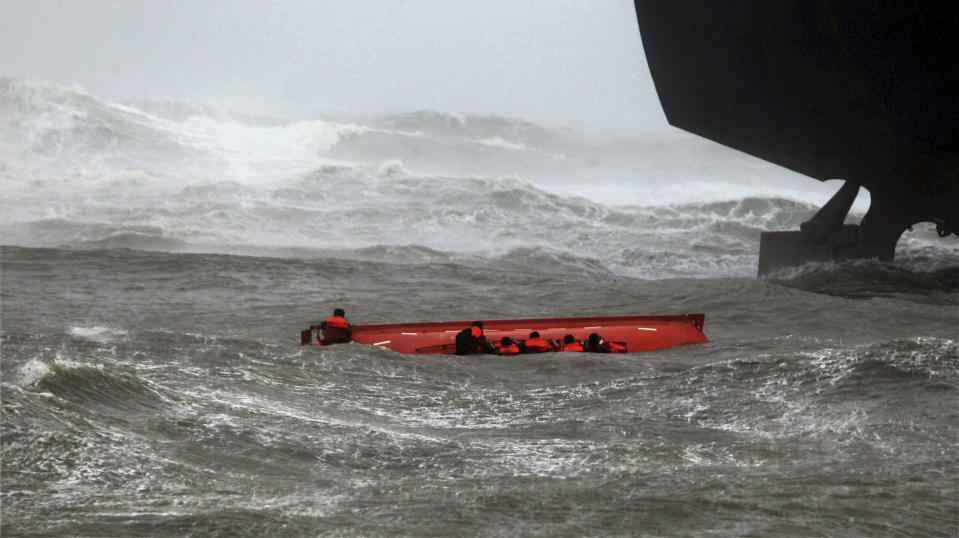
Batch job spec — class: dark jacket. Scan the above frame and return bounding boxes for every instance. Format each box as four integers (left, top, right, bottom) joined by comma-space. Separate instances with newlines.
455, 328, 494, 355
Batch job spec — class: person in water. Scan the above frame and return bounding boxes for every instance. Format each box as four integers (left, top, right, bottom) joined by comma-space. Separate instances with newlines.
455, 321, 495, 355
587, 333, 606, 352
498, 336, 520, 356
523, 331, 551, 353
561, 334, 583, 352
586, 332, 627, 353
318, 308, 351, 345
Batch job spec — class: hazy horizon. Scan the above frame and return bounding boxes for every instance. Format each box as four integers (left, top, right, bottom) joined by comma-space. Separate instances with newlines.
0, 0, 879, 214
0, 0, 667, 134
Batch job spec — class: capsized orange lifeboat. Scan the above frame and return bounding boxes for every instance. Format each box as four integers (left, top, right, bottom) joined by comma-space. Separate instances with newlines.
301, 314, 708, 354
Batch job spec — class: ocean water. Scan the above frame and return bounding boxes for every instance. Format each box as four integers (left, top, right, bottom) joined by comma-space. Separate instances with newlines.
2, 77, 957, 536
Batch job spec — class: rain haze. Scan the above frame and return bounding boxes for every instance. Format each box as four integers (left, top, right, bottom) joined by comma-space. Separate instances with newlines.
1, 0, 856, 209
1, 0, 666, 133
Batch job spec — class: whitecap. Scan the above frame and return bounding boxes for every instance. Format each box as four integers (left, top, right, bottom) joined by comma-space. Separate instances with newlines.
17, 358, 53, 387
69, 326, 128, 342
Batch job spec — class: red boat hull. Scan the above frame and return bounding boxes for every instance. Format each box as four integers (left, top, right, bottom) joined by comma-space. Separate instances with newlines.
302, 314, 708, 354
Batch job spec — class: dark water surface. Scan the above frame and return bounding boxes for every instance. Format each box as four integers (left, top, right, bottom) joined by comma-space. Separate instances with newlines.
2, 77, 957, 536
3, 245, 956, 536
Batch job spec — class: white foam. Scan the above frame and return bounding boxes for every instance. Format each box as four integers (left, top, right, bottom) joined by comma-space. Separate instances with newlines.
4, 76, 952, 280
476, 137, 527, 151
69, 326, 128, 342
17, 358, 53, 387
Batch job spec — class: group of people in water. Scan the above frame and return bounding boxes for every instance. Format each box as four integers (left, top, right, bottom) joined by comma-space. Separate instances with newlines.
454, 321, 626, 355
315, 309, 625, 354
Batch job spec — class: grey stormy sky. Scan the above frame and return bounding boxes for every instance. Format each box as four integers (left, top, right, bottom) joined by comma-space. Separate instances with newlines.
0, 0, 667, 132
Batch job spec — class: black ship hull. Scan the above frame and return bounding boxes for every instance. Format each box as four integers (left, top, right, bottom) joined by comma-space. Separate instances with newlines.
633, 1, 958, 274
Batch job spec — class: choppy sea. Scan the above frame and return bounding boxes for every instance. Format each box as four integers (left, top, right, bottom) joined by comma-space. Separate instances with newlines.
2, 77, 957, 536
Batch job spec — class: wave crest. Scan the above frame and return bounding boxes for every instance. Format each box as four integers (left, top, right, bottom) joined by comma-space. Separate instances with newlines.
21, 359, 172, 415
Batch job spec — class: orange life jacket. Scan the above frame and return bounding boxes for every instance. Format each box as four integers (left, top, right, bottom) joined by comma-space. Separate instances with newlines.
607, 341, 627, 353
562, 341, 583, 352
324, 315, 349, 328
499, 343, 520, 356
319, 316, 351, 345
524, 337, 550, 352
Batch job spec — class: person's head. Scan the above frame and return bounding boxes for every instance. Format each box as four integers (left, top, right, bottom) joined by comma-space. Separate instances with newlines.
501, 336, 513, 346
471, 322, 483, 338
529, 331, 540, 338
588, 333, 600, 347
564, 334, 575, 344
333, 308, 345, 317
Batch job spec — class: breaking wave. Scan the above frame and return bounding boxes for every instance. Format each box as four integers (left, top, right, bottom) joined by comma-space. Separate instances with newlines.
16, 359, 172, 417
2, 76, 956, 280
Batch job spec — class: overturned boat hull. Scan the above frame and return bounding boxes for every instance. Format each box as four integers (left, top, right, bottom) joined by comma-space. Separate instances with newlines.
302, 314, 708, 354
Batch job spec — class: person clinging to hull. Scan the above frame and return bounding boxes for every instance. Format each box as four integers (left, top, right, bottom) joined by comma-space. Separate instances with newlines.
455, 321, 495, 355
318, 308, 352, 345
498, 337, 520, 356
586, 332, 626, 353
561, 334, 583, 352
522, 331, 551, 353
